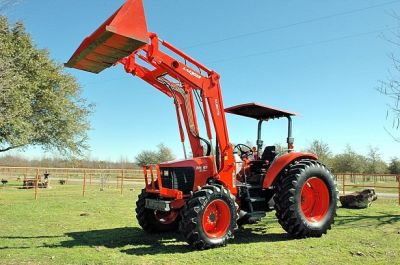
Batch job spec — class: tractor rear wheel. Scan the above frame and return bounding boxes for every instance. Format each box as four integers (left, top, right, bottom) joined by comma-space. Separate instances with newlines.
179, 184, 238, 249
274, 159, 338, 238
136, 189, 180, 233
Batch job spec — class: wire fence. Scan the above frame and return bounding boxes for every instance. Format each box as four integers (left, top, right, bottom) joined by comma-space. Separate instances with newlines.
0, 167, 399, 205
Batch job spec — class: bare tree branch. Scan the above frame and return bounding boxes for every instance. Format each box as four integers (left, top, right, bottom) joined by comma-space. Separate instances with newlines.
378, 13, 400, 139
0, 143, 27, 152
384, 127, 400, 142
0, 0, 22, 13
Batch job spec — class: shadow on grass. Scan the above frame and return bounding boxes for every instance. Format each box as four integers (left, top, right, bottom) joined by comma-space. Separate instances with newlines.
0, 235, 62, 239
61, 227, 191, 254
51, 226, 290, 255
335, 211, 400, 228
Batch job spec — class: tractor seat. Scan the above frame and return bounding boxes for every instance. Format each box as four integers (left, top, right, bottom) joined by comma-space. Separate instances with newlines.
261, 145, 277, 162
248, 146, 277, 175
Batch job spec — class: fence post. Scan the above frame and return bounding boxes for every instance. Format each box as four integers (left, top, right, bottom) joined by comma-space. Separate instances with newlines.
342, 174, 345, 195
34, 168, 39, 200
90, 171, 92, 186
398, 175, 400, 206
121, 170, 124, 195
82, 170, 87, 197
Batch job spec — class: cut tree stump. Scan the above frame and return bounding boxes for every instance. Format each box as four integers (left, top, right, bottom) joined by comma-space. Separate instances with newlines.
340, 188, 378, 209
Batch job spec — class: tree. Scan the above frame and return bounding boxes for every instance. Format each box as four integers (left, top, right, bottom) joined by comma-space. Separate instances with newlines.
244, 140, 255, 148
156, 143, 175, 162
388, 157, 400, 174
274, 143, 286, 154
0, 17, 92, 156
135, 143, 175, 167
331, 145, 365, 173
378, 13, 400, 141
305, 140, 332, 166
364, 146, 388, 174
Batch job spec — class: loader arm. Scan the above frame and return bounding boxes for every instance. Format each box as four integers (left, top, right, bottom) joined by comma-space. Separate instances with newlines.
121, 33, 235, 181
65, 0, 235, 188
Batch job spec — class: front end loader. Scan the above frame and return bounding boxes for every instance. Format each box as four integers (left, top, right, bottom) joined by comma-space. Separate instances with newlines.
66, 0, 338, 249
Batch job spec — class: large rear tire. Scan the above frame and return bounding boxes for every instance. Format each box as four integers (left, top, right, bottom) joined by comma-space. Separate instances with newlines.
135, 189, 180, 233
179, 184, 238, 249
274, 159, 338, 238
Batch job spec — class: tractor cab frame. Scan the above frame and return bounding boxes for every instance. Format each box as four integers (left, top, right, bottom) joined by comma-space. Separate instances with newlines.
225, 102, 297, 157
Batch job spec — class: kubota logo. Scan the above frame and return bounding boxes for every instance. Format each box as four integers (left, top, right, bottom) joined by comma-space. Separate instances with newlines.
183, 66, 201, 79
215, 99, 220, 116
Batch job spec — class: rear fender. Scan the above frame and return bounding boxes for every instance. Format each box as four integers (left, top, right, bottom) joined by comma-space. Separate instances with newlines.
262, 152, 318, 189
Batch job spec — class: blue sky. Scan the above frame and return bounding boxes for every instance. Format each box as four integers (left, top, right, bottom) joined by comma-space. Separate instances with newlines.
3, 0, 400, 161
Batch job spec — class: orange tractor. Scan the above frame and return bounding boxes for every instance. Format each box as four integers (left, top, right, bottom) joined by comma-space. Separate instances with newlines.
66, 0, 338, 249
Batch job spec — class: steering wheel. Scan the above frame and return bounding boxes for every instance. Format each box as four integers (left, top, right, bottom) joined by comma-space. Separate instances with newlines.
234, 144, 254, 159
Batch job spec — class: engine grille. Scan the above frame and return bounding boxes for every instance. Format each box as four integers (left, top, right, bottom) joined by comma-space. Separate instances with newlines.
160, 167, 194, 195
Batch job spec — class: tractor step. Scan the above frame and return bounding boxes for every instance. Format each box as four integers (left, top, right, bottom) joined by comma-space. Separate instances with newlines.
238, 183, 269, 213
239, 211, 266, 225
250, 197, 266, 202
236, 183, 262, 190
247, 185, 263, 189
245, 197, 266, 203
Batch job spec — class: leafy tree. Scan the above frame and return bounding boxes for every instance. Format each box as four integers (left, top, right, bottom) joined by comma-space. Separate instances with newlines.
331, 145, 365, 173
305, 140, 332, 166
244, 140, 255, 148
388, 157, 400, 174
0, 17, 92, 156
135, 143, 175, 167
156, 143, 175, 162
274, 143, 286, 154
135, 150, 158, 167
364, 146, 388, 174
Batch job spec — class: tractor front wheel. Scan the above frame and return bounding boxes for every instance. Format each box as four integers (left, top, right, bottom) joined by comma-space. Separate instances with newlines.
179, 185, 238, 249
135, 189, 180, 233
274, 159, 338, 238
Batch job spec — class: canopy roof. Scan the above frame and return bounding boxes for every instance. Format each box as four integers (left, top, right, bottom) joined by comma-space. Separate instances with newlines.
224, 102, 296, 120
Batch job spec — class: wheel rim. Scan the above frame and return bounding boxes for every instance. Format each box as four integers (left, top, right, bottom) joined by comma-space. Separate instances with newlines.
202, 199, 231, 238
154, 210, 178, 225
300, 177, 330, 222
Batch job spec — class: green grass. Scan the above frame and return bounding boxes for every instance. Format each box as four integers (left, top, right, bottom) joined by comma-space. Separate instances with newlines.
0, 183, 399, 265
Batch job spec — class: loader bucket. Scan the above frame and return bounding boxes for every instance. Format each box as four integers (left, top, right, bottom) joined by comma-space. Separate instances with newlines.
65, 0, 148, 74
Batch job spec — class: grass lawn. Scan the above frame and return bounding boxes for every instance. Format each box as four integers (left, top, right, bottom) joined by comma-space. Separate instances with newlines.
0, 183, 399, 265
